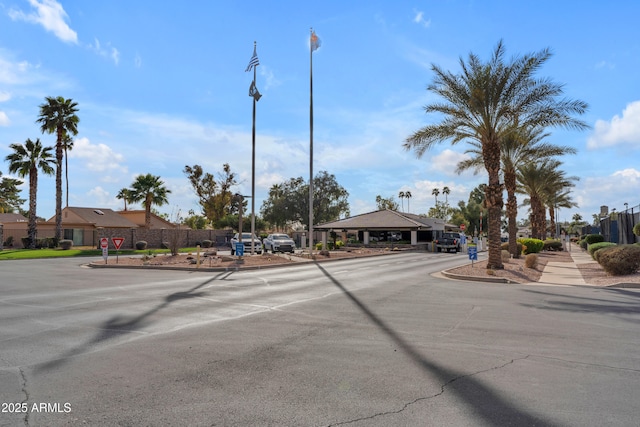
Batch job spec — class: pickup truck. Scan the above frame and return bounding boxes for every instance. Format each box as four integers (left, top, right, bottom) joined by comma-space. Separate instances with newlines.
230, 233, 263, 255
434, 232, 463, 253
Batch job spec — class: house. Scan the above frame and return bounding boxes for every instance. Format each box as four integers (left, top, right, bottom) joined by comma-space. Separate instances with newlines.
117, 210, 177, 229
314, 209, 458, 248
49, 207, 140, 246
0, 213, 29, 248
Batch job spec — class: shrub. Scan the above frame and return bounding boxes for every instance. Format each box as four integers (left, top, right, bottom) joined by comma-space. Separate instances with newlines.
135, 240, 148, 250
59, 239, 73, 250
501, 242, 523, 254
525, 253, 538, 269
315, 242, 323, 250
21, 237, 31, 248
519, 238, 544, 254
588, 242, 617, 260
161, 241, 170, 249
596, 245, 640, 276
501, 250, 510, 262
3, 236, 14, 247
634, 222, 640, 238
583, 234, 605, 245
543, 239, 563, 251
202, 239, 213, 248
579, 239, 588, 250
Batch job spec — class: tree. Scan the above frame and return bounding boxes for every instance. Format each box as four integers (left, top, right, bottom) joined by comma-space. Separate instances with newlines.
404, 41, 588, 269
261, 171, 350, 230
375, 195, 399, 211
405, 191, 412, 213
398, 191, 405, 212
128, 174, 171, 228
0, 172, 25, 213
36, 96, 79, 241
62, 133, 73, 207
116, 188, 132, 211
5, 139, 55, 248
431, 188, 439, 205
184, 163, 237, 227
456, 125, 577, 257
442, 186, 450, 204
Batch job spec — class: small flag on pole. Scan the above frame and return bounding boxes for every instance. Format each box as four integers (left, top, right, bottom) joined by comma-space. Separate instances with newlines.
310, 30, 321, 52
245, 44, 259, 72
249, 80, 262, 101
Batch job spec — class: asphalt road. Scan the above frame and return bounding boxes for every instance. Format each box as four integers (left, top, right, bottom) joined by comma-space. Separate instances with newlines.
1, 252, 639, 426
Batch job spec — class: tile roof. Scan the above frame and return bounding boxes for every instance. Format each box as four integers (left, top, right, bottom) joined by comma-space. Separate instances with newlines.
316, 209, 435, 230
52, 207, 139, 228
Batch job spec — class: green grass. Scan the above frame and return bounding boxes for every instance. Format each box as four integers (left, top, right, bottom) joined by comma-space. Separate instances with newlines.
0, 247, 206, 260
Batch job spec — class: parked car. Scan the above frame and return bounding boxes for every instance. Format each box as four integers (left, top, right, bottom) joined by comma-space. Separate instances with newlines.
263, 233, 296, 253
434, 232, 463, 253
230, 233, 263, 255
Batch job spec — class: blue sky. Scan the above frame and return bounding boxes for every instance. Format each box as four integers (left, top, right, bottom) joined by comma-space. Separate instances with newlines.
1, 0, 639, 225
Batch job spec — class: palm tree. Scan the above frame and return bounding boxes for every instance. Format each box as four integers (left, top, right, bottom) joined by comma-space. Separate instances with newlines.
398, 191, 406, 212
116, 188, 132, 211
36, 96, 79, 241
129, 174, 171, 228
62, 133, 74, 207
5, 139, 55, 249
442, 186, 450, 205
545, 188, 578, 238
404, 41, 588, 269
456, 125, 576, 257
432, 188, 439, 206
405, 191, 412, 213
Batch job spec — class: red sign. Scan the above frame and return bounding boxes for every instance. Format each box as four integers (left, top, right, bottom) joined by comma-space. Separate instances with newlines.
460, 224, 466, 231
112, 237, 125, 250
100, 237, 109, 249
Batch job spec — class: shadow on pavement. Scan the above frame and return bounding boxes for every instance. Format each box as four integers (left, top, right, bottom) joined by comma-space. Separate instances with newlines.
314, 262, 559, 427
35, 271, 234, 373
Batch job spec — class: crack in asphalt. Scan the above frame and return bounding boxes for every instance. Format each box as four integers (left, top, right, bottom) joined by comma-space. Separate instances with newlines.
327, 355, 530, 426
20, 367, 30, 426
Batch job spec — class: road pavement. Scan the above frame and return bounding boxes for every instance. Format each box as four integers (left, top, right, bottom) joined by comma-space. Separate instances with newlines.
1, 253, 639, 426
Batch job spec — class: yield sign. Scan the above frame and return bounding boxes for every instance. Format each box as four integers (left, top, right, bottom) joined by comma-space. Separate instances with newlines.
112, 237, 125, 250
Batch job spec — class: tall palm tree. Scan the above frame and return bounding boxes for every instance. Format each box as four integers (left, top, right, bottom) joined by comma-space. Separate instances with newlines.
405, 191, 412, 213
404, 40, 588, 269
129, 174, 171, 228
398, 191, 406, 212
62, 133, 74, 207
545, 188, 578, 238
432, 188, 439, 206
456, 125, 576, 257
442, 186, 450, 205
36, 96, 79, 242
116, 188, 132, 211
5, 139, 55, 249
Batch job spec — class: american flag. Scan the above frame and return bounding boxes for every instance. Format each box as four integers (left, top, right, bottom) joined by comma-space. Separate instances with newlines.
310, 30, 321, 52
245, 45, 259, 72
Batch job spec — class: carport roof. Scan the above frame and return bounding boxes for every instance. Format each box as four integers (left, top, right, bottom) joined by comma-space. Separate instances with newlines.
316, 209, 435, 231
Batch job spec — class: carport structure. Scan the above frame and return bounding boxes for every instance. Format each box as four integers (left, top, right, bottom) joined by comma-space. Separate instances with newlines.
315, 209, 450, 247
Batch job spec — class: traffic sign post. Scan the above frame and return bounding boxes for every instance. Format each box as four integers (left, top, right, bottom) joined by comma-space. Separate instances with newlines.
112, 237, 124, 264
468, 245, 478, 266
235, 242, 245, 257
100, 238, 109, 264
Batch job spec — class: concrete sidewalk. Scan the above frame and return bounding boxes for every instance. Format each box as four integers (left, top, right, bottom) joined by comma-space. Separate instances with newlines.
537, 243, 595, 286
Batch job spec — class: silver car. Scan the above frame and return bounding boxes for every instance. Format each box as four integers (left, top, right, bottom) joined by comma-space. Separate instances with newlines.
263, 233, 296, 253
230, 233, 263, 255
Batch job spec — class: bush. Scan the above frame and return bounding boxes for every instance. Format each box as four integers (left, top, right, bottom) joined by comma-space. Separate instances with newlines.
202, 239, 213, 248
634, 222, 640, 238
543, 239, 563, 251
588, 242, 617, 260
579, 239, 588, 250
501, 241, 523, 255
501, 250, 511, 262
525, 253, 538, 269
59, 239, 73, 250
584, 234, 605, 245
3, 236, 14, 247
21, 237, 31, 248
519, 238, 544, 254
135, 240, 148, 250
596, 245, 640, 276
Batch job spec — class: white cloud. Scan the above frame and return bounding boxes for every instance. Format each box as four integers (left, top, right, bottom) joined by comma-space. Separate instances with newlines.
8, 0, 78, 44
413, 10, 431, 28
428, 149, 472, 176
69, 137, 127, 174
0, 111, 10, 126
88, 38, 120, 65
587, 101, 640, 148
0, 91, 10, 102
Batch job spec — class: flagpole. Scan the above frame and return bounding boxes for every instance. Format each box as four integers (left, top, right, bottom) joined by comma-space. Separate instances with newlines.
251, 41, 257, 255
309, 28, 314, 256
